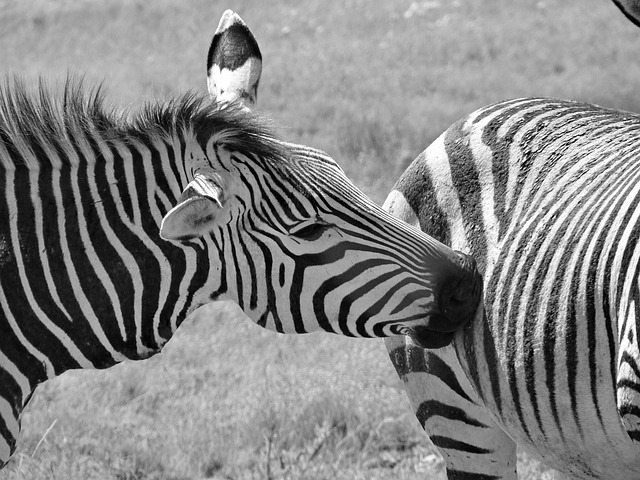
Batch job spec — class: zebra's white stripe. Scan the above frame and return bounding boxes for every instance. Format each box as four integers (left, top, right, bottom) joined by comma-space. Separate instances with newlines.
66, 153, 129, 344
609, 139, 640, 331
573, 148, 639, 445
382, 190, 420, 229
138, 139, 175, 347
0, 397, 18, 460
491, 115, 626, 350
0, 352, 29, 404
0, 283, 54, 378
423, 133, 469, 253
605, 166, 640, 331
107, 140, 147, 354
6, 165, 92, 371
522, 126, 634, 332
514, 139, 634, 439
30, 130, 76, 329
615, 211, 640, 335
1, 168, 51, 379
161, 137, 197, 333
29, 168, 94, 367
494, 100, 551, 211
503, 106, 584, 218
51, 165, 126, 362
468, 115, 500, 268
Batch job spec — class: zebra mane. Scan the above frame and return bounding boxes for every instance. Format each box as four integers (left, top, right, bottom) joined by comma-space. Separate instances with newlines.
0, 77, 289, 169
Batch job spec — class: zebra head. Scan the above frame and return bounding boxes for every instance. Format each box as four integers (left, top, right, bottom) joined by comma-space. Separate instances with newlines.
158, 11, 482, 348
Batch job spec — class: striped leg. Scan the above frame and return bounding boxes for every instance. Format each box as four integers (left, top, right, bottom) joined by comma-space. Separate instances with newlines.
386, 337, 517, 480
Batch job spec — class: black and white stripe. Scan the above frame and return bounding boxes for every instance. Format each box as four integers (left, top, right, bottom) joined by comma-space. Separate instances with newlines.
385, 97, 640, 479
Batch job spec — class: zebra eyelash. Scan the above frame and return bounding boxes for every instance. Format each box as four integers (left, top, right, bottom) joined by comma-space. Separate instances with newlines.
288, 216, 332, 241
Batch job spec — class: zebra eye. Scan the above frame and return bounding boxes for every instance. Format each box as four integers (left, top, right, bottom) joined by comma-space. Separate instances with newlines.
289, 218, 331, 240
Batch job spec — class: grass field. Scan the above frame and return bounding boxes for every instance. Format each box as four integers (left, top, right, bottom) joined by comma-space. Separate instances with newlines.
1, 0, 639, 478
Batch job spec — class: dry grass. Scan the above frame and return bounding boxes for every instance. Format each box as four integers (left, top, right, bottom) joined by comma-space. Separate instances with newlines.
1, 0, 639, 478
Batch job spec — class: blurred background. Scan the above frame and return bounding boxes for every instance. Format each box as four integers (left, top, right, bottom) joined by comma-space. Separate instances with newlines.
1, 0, 638, 478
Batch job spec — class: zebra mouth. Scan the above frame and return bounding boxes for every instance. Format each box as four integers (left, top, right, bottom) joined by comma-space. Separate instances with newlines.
438, 251, 483, 327
406, 326, 455, 349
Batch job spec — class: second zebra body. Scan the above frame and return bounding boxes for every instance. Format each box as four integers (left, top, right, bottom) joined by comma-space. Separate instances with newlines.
385, 96, 640, 479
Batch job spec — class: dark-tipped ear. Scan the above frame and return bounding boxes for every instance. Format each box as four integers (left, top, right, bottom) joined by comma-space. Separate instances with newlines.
612, 0, 640, 28
207, 10, 262, 108
160, 174, 225, 241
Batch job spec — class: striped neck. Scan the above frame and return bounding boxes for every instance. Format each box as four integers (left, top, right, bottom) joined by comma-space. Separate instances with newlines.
0, 82, 244, 381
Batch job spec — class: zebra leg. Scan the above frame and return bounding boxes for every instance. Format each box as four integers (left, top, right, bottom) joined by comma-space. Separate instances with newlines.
386, 337, 517, 480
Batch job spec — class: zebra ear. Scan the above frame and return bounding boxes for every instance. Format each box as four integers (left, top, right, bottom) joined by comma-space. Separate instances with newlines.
160, 174, 225, 241
207, 10, 262, 108
612, 0, 640, 28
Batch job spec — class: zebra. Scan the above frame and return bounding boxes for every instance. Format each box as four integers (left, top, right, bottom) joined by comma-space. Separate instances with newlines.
381, 3, 640, 479
0, 10, 483, 468
383, 82, 640, 479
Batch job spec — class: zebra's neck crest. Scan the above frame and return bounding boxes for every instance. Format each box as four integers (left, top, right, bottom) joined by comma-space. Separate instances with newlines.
0, 77, 289, 172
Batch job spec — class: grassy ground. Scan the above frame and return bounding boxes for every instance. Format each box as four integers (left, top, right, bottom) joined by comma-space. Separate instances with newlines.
1, 0, 639, 478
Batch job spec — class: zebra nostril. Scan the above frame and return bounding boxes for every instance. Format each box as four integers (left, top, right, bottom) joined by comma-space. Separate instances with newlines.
438, 251, 483, 325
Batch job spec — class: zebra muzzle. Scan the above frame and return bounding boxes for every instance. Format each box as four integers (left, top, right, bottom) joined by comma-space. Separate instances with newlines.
407, 251, 482, 348
406, 325, 457, 349
438, 251, 483, 323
